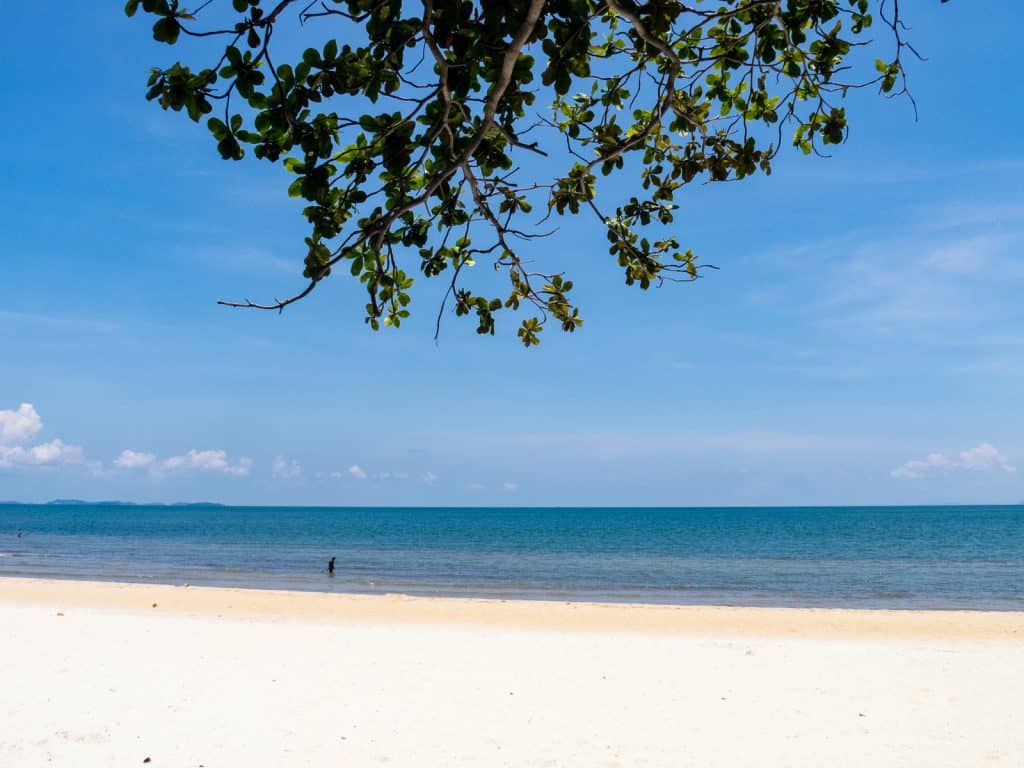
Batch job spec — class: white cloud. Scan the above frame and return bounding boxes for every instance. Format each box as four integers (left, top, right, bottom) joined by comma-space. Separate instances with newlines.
0, 403, 42, 444
272, 455, 302, 480
958, 443, 1016, 472
330, 467, 415, 482
163, 449, 252, 476
891, 443, 1016, 480
0, 403, 265, 481
0, 439, 84, 468
0, 404, 86, 470
890, 453, 950, 479
26, 439, 83, 465
114, 449, 156, 469
0, 446, 28, 467
503, 482, 519, 492
422, 471, 438, 485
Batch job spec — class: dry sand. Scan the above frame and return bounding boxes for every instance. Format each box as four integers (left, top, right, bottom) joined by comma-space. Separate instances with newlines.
1, 577, 1022, 767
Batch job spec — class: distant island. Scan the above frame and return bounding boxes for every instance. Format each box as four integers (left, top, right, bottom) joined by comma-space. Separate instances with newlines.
39, 500, 226, 508
47, 499, 137, 506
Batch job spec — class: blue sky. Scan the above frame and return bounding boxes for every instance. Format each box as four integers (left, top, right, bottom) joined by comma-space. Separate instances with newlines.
1, 3, 1022, 506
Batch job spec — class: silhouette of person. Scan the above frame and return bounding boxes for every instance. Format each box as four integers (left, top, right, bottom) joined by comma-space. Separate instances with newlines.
328, 556, 336, 576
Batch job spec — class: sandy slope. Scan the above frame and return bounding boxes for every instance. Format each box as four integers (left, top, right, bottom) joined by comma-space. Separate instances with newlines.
1, 578, 1022, 767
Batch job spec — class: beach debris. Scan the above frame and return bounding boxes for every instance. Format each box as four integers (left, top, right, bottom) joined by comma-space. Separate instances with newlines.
152, 603, 158, 608
56, 612, 64, 617
143, 757, 151, 763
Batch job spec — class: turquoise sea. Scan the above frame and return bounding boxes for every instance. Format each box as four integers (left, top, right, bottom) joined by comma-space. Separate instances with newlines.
1, 504, 1022, 609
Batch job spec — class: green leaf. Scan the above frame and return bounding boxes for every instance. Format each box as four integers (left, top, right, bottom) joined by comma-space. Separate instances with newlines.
207, 117, 228, 139
152, 17, 180, 45
126, 0, 937, 346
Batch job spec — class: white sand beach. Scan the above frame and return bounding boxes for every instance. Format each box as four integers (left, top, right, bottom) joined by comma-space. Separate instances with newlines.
1, 577, 1022, 767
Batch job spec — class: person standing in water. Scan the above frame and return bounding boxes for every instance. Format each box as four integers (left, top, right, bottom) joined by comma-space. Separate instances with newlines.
328, 556, 335, 576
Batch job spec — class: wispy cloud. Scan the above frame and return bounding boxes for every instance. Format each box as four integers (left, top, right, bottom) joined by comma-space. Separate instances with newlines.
114, 449, 156, 469
924, 233, 1017, 275
163, 449, 252, 476
326, 466, 412, 482
489, 429, 884, 461
754, 199, 1024, 347
272, 455, 302, 480
183, 245, 298, 275
785, 158, 1024, 188
921, 200, 1024, 232
822, 231, 1021, 336
891, 443, 1016, 480
0, 310, 118, 334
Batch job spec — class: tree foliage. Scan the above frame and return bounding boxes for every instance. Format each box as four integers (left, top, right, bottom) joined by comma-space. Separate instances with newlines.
126, 0, 939, 345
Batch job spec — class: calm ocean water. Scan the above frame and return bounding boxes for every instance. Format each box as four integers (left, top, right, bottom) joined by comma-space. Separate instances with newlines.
1, 504, 1022, 609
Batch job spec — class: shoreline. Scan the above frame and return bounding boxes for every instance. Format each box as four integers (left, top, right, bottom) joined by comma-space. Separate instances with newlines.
3, 576, 1022, 640
7, 570, 1023, 613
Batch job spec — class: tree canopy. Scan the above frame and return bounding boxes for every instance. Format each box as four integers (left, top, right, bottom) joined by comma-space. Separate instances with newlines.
126, 0, 940, 345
